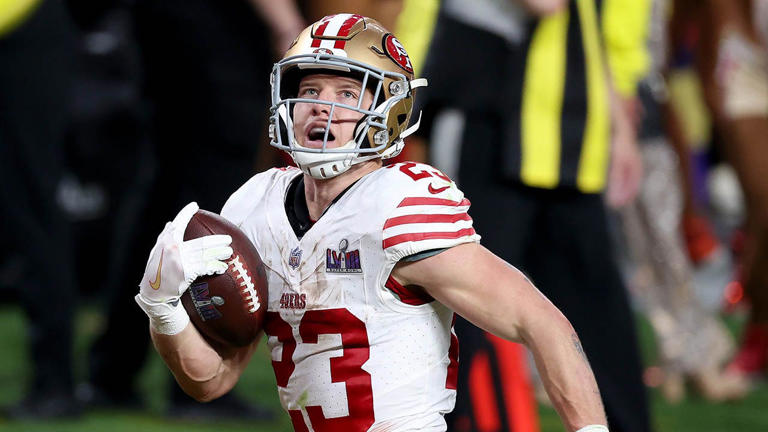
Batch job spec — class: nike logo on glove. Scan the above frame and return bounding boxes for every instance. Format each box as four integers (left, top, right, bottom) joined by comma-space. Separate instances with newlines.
149, 250, 163, 290
428, 183, 450, 194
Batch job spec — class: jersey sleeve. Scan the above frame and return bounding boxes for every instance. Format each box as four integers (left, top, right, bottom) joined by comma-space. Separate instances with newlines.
381, 162, 481, 263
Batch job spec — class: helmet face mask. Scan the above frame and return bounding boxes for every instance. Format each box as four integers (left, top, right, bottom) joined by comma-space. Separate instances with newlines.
268, 14, 427, 179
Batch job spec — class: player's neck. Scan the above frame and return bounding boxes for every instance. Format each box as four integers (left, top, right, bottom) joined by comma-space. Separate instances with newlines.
303, 159, 382, 220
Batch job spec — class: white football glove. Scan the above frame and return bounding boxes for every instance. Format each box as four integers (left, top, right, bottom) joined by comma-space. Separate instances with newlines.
135, 202, 233, 335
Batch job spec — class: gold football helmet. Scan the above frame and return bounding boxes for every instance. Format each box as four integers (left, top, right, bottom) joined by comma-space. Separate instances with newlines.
269, 14, 428, 179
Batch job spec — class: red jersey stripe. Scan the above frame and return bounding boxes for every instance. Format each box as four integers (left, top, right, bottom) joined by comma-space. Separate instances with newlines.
383, 213, 472, 229
383, 228, 477, 249
289, 410, 310, 432
446, 314, 459, 390
385, 275, 434, 306
397, 197, 471, 208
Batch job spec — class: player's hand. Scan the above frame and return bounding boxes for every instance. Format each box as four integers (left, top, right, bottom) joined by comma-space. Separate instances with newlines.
135, 202, 233, 334
606, 128, 643, 208
606, 97, 643, 208
139, 201, 233, 302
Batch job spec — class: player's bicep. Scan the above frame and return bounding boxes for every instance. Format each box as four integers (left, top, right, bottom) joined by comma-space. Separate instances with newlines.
392, 243, 553, 344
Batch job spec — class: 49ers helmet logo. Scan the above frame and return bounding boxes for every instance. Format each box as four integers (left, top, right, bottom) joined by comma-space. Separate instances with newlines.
383, 34, 413, 74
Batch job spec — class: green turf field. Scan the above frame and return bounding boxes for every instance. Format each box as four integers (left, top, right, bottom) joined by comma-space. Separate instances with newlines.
0, 304, 765, 432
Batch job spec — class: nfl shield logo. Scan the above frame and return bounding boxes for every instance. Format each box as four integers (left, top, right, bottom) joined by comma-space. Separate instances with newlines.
289, 247, 302, 269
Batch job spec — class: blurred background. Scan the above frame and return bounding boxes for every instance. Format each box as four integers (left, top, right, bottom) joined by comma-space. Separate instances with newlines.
1, 0, 767, 431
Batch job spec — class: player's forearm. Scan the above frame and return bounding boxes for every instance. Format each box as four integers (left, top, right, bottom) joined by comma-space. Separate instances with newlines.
247, 0, 303, 38
521, 314, 607, 431
150, 324, 241, 402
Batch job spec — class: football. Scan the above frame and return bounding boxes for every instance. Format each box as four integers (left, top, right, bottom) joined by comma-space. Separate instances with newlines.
180, 210, 268, 347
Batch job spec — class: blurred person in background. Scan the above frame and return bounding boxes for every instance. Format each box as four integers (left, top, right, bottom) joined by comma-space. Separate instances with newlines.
59, 0, 153, 306
663, 17, 725, 270
661, 5, 726, 271
79, 0, 304, 419
0, 0, 80, 419
617, 0, 749, 403
412, 0, 652, 431
299, 0, 403, 31
689, 0, 768, 378
663, 7, 738, 311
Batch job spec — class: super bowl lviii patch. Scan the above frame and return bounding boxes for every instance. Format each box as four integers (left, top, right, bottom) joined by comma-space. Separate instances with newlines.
189, 282, 224, 322
326, 239, 362, 273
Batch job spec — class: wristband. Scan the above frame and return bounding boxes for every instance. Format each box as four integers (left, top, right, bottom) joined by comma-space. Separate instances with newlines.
575, 426, 608, 432
135, 293, 190, 335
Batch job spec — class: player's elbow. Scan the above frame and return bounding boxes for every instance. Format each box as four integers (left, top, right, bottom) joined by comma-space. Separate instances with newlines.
180, 381, 226, 403
175, 354, 237, 402
519, 300, 574, 346
177, 367, 237, 403
192, 386, 227, 403
185, 377, 237, 404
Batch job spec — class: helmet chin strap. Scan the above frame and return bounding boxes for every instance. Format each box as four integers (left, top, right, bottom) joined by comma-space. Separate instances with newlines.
290, 141, 357, 179
290, 114, 372, 179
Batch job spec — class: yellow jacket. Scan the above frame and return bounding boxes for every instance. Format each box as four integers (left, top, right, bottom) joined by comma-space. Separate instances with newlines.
0, 0, 42, 38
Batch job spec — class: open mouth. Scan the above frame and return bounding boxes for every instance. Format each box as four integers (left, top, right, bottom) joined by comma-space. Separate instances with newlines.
306, 127, 335, 146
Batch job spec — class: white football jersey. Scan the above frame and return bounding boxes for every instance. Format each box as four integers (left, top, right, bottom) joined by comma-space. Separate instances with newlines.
221, 162, 480, 432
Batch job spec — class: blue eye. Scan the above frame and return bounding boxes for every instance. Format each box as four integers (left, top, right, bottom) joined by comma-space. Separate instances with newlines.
301, 88, 318, 97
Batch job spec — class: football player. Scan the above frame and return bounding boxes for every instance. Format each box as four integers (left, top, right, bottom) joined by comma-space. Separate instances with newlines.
136, 14, 609, 432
